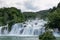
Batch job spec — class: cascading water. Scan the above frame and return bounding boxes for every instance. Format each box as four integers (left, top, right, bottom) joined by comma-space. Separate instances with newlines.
9, 23, 24, 34
0, 19, 47, 36
0, 19, 60, 37
0, 27, 2, 34
0, 24, 8, 35
9, 19, 47, 35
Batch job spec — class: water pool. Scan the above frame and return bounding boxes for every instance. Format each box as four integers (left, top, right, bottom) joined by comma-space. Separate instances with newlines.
0, 35, 39, 40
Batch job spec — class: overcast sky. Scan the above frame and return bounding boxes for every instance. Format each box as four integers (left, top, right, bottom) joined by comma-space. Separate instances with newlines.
0, 0, 60, 12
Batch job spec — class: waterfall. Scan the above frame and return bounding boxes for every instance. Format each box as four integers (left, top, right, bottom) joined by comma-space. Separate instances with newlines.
9, 19, 47, 35
9, 23, 24, 34
0, 24, 8, 35
0, 19, 60, 37
0, 19, 47, 35
0, 27, 2, 34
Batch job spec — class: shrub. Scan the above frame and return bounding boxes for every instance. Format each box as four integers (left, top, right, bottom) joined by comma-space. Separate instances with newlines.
39, 31, 56, 40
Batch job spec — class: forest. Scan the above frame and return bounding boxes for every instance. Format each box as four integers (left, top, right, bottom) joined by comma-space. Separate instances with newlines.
0, 2, 60, 40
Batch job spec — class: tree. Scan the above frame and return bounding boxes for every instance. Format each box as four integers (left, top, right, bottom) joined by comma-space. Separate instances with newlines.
0, 7, 25, 31
39, 31, 56, 40
57, 2, 60, 8
46, 8, 60, 31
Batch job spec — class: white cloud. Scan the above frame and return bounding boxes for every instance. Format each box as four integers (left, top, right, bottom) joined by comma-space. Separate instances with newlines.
32, 0, 60, 11
0, 0, 60, 12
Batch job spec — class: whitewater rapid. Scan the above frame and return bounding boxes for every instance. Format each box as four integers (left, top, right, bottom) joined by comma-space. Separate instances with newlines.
0, 19, 46, 35
9, 19, 47, 35
0, 19, 60, 37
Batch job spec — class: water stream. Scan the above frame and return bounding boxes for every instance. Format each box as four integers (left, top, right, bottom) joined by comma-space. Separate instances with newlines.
0, 19, 46, 35
0, 19, 60, 40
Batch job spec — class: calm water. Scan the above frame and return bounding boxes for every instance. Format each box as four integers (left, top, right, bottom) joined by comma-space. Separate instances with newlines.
0, 36, 60, 40
0, 35, 39, 40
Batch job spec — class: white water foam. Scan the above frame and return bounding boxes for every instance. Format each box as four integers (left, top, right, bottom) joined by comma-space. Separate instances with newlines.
0, 19, 60, 37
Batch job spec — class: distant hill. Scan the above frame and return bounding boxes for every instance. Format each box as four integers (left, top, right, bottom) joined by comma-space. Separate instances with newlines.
23, 10, 50, 20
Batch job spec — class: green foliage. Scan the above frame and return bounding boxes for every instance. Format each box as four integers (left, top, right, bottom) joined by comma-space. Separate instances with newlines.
36, 10, 49, 19
39, 31, 56, 40
23, 12, 37, 20
0, 7, 25, 31
46, 2, 60, 31
23, 10, 49, 20
57, 2, 60, 8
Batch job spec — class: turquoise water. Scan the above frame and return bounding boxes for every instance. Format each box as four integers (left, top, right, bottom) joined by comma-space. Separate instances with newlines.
0, 36, 60, 40
56, 37, 60, 40
0, 36, 39, 40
